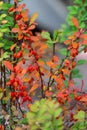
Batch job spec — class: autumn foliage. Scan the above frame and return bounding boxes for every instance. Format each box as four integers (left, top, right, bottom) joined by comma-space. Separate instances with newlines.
0, 0, 87, 129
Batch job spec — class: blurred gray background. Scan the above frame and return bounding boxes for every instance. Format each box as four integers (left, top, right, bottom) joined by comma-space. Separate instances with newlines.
23, 0, 73, 32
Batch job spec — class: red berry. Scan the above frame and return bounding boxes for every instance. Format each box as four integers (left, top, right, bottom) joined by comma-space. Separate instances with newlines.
10, 78, 15, 84
18, 91, 24, 97
11, 92, 16, 98
28, 65, 34, 72
22, 42, 25, 48
22, 58, 25, 64
17, 51, 23, 58
32, 50, 37, 55
15, 14, 22, 20
20, 86, 26, 91
9, 7, 14, 12
13, 53, 17, 58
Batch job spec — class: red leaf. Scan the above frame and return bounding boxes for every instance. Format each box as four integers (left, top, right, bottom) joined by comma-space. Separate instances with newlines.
12, 28, 19, 33
80, 34, 87, 40
64, 39, 71, 45
83, 40, 87, 45
72, 17, 79, 28
45, 90, 53, 97
4, 61, 13, 71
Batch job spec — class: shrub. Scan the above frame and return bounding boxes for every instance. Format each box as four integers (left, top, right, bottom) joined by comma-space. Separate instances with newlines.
0, 0, 87, 129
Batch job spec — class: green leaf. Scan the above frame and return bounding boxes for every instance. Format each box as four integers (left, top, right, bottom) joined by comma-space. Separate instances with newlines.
59, 48, 67, 56
70, 93, 75, 99
46, 39, 53, 48
30, 103, 39, 112
77, 59, 86, 65
79, 122, 86, 130
21, 118, 28, 125
0, 14, 7, 20
2, 3, 13, 10
53, 30, 58, 41
41, 31, 51, 40
56, 118, 63, 126
1, 52, 9, 59
72, 68, 80, 75
54, 108, 62, 118
1, 28, 10, 33
64, 80, 68, 87
18, 0, 23, 2
73, 74, 83, 78
74, 110, 85, 120
13, 117, 19, 122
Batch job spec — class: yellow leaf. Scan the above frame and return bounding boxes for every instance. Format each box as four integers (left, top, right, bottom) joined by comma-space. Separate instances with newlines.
23, 77, 30, 82
43, 85, 46, 91
0, 32, 3, 37
0, 92, 3, 99
0, 1, 3, 7
1, 20, 8, 24
49, 87, 52, 91
29, 12, 38, 25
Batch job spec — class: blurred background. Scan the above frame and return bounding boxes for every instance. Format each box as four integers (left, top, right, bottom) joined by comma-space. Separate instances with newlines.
23, 0, 73, 32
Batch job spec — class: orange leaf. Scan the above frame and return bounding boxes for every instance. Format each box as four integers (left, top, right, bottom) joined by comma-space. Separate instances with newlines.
15, 127, 22, 130
72, 42, 79, 49
72, 17, 79, 28
27, 103, 32, 109
29, 83, 39, 94
52, 55, 59, 62
64, 39, 71, 45
21, 69, 27, 76
38, 60, 45, 67
80, 95, 87, 102
45, 90, 53, 97
30, 36, 39, 42
14, 0, 18, 3
62, 68, 70, 75
10, 44, 16, 51
39, 44, 48, 51
29, 25, 36, 30
46, 60, 57, 68
16, 61, 23, 72
4, 61, 13, 71
21, 10, 29, 22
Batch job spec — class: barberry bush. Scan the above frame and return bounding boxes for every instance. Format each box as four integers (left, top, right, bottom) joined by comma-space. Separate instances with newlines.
0, 0, 87, 130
